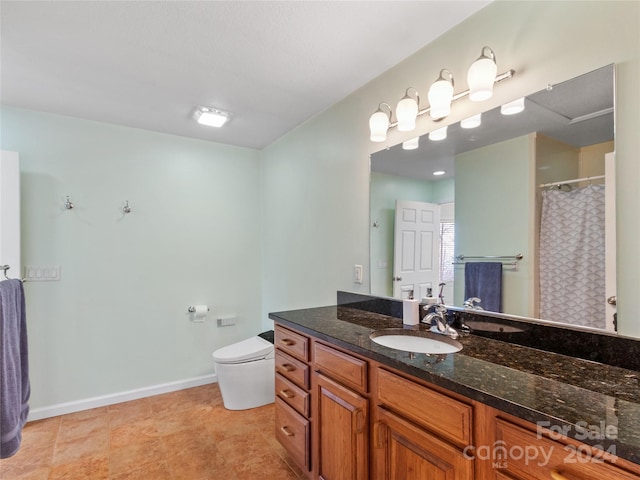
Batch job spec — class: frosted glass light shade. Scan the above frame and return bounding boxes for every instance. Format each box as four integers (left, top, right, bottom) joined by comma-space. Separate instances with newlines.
196, 108, 230, 127
467, 48, 497, 102
396, 97, 419, 131
461, 113, 482, 129
428, 126, 447, 141
402, 137, 420, 150
428, 79, 454, 119
369, 110, 390, 142
501, 97, 525, 115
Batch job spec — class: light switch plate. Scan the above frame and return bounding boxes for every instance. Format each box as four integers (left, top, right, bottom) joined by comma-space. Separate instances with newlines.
24, 265, 61, 281
354, 264, 363, 284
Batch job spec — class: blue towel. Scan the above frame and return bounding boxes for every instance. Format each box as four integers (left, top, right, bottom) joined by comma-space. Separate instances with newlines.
0, 279, 30, 459
464, 262, 503, 313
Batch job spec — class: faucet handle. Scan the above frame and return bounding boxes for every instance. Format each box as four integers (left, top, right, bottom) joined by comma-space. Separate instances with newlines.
463, 297, 483, 309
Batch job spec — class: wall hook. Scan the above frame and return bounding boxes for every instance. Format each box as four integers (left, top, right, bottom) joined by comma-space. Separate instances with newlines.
64, 196, 74, 210
122, 200, 131, 214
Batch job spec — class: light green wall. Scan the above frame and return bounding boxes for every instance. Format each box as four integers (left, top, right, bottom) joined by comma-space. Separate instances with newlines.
1, 107, 262, 409
369, 172, 453, 297
454, 135, 533, 316
3, 0, 639, 413
260, 1, 640, 338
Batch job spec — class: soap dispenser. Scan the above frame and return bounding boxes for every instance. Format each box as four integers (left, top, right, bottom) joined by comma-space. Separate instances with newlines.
403, 290, 420, 326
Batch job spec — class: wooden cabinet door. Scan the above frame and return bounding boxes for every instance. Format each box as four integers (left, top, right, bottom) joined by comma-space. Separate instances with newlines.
316, 373, 368, 480
373, 407, 473, 480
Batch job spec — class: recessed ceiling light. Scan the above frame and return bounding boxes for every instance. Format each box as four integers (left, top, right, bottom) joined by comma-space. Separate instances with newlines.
194, 107, 231, 127
433, 170, 446, 176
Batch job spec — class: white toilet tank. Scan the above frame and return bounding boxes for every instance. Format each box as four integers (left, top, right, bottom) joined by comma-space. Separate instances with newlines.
213, 336, 275, 410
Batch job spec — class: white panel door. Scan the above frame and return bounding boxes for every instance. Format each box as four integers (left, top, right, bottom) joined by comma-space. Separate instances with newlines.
0, 151, 20, 280
604, 152, 616, 332
392, 200, 440, 300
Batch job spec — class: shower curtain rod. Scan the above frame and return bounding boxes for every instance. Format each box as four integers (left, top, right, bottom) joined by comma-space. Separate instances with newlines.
539, 175, 605, 188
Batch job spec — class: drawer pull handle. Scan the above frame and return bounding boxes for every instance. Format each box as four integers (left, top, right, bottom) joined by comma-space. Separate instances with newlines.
281, 339, 295, 346
281, 364, 295, 372
280, 426, 295, 437
550, 470, 570, 480
280, 389, 295, 399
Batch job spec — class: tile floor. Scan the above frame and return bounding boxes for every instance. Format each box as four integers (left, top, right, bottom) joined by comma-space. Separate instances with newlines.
0, 383, 304, 480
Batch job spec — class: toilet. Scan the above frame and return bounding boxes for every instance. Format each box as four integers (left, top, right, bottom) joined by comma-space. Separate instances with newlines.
212, 335, 275, 410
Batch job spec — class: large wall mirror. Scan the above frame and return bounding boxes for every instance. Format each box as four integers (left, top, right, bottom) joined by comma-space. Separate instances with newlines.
369, 64, 616, 333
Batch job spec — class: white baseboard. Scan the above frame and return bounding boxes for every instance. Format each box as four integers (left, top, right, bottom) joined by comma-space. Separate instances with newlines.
27, 374, 217, 421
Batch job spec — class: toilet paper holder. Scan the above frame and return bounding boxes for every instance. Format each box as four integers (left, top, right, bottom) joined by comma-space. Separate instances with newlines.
187, 305, 210, 313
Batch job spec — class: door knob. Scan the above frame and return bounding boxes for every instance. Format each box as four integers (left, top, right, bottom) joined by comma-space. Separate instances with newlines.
607, 296, 617, 306
392, 276, 402, 282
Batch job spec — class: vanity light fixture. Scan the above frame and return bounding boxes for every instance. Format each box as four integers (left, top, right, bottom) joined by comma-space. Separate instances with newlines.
369, 103, 393, 142
368, 46, 514, 142
428, 69, 454, 119
467, 46, 498, 101
461, 113, 482, 129
402, 136, 420, 150
428, 126, 448, 141
195, 106, 231, 127
396, 88, 420, 131
501, 97, 525, 115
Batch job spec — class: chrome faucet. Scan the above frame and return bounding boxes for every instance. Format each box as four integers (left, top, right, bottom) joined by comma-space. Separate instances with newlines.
422, 304, 459, 339
463, 297, 484, 310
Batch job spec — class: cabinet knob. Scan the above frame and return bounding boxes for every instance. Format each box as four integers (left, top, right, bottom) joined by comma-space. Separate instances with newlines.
281, 339, 295, 346
280, 426, 295, 437
279, 389, 294, 399
550, 470, 570, 480
280, 364, 295, 372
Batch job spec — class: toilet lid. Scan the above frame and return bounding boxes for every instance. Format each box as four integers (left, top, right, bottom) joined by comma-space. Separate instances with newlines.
213, 336, 274, 364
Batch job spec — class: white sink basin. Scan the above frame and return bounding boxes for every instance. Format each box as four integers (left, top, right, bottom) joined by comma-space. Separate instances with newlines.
370, 329, 463, 354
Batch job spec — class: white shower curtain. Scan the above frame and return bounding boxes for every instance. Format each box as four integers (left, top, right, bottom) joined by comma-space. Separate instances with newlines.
539, 184, 605, 329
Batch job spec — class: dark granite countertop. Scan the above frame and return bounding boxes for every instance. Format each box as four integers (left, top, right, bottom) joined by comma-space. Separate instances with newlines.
269, 304, 640, 466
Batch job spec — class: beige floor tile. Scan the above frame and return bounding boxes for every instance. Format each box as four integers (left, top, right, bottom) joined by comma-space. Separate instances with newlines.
51, 431, 109, 467
109, 462, 173, 480
0, 384, 298, 480
0, 466, 50, 480
107, 398, 154, 429
57, 415, 109, 443
109, 417, 160, 448
108, 438, 166, 476
47, 453, 108, 480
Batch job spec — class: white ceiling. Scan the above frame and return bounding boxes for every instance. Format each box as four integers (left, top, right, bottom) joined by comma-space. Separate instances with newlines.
0, 1, 490, 150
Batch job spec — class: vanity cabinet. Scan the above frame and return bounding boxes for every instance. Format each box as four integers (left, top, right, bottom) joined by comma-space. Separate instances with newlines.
372, 368, 474, 479
374, 407, 473, 480
274, 325, 312, 474
489, 415, 640, 480
273, 322, 640, 480
316, 373, 368, 479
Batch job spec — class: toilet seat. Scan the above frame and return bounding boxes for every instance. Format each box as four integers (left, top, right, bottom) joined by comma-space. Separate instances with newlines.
213, 336, 274, 364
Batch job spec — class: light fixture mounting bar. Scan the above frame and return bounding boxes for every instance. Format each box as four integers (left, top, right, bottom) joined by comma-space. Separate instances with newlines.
385, 69, 515, 129
416, 69, 515, 118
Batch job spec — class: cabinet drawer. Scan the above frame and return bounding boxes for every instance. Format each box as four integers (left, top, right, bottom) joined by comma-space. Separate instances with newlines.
314, 342, 368, 393
276, 373, 310, 417
275, 349, 310, 389
275, 325, 309, 361
494, 418, 638, 480
377, 368, 471, 448
275, 397, 310, 472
